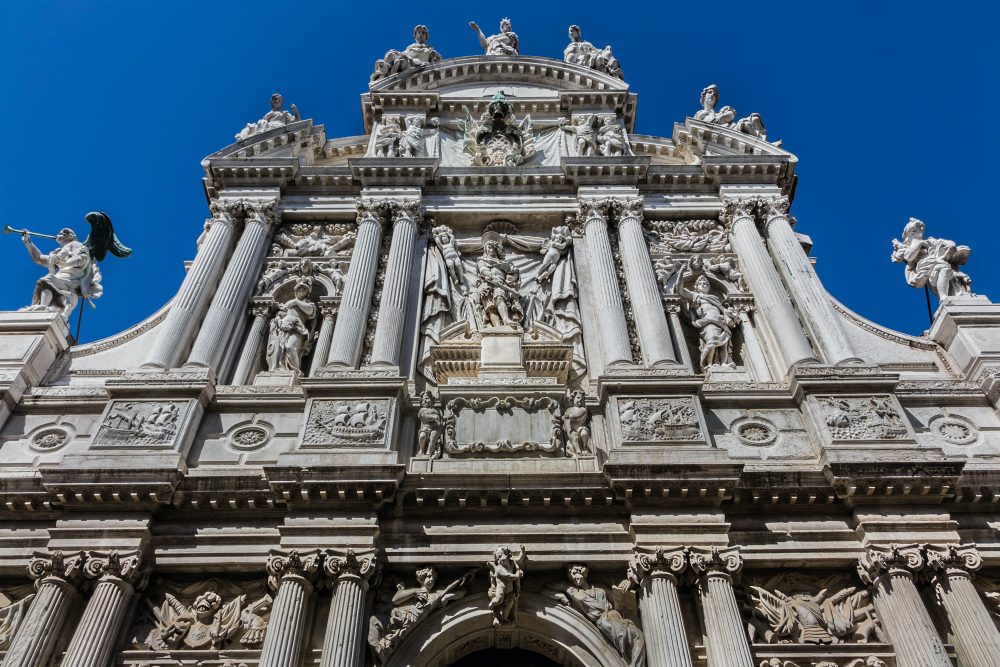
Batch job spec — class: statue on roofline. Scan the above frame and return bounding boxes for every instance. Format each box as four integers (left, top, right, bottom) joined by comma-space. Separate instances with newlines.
469, 18, 519, 56
891, 217, 972, 299
236, 93, 300, 142
563, 25, 624, 79
370, 24, 442, 84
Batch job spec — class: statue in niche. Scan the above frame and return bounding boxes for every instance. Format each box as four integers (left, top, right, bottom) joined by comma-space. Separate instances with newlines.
563, 25, 624, 79
372, 116, 404, 157
487, 544, 526, 626
748, 585, 884, 645
678, 265, 739, 370
560, 114, 598, 156
562, 390, 591, 456
236, 93, 300, 142
368, 567, 477, 662
474, 232, 525, 328
551, 564, 645, 667
370, 24, 442, 84
469, 18, 519, 56
399, 116, 439, 158
461, 91, 535, 167
891, 217, 972, 299
693, 84, 768, 141
416, 391, 442, 458
265, 269, 316, 373
140, 590, 271, 650
597, 116, 629, 156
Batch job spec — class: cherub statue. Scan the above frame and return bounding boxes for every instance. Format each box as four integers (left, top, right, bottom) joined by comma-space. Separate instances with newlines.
141, 590, 271, 650
891, 217, 972, 299
469, 18, 519, 56
563, 25, 624, 80
562, 390, 591, 456
560, 114, 597, 156
265, 273, 316, 372
399, 116, 439, 158
236, 93, 300, 142
537, 226, 572, 284
14, 212, 130, 318
372, 116, 403, 157
487, 544, 526, 626
370, 24, 442, 84
552, 564, 645, 667
597, 116, 629, 156
678, 270, 739, 371
432, 225, 469, 294
416, 391, 442, 458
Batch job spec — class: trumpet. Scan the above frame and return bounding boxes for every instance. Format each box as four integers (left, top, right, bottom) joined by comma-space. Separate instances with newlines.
2, 225, 58, 240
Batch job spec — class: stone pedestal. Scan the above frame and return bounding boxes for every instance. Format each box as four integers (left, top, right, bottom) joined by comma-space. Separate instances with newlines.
478, 329, 527, 379
319, 549, 379, 667
259, 550, 322, 667
628, 548, 693, 667
254, 369, 301, 386
689, 547, 753, 667
0, 311, 71, 430
929, 297, 1000, 403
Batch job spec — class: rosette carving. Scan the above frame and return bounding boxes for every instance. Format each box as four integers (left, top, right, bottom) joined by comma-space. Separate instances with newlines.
323, 548, 379, 584
857, 544, 925, 585
265, 549, 322, 591
627, 546, 688, 586
688, 546, 743, 578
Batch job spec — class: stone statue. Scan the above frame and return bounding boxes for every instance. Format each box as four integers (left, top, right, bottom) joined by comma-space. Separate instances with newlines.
399, 116, 439, 158
693, 84, 768, 141
537, 226, 572, 284
372, 116, 404, 157
14, 212, 131, 317
416, 391, 442, 458
140, 590, 272, 650
432, 225, 469, 294
563, 25, 624, 80
552, 564, 645, 667
560, 114, 598, 156
678, 270, 739, 370
562, 390, 591, 456
370, 24, 442, 84
469, 19, 519, 56
271, 224, 355, 258
460, 91, 535, 167
265, 271, 316, 372
368, 567, 476, 662
597, 116, 629, 156
487, 544, 526, 626
474, 232, 524, 328
236, 93, 300, 142
891, 217, 972, 299
748, 584, 884, 644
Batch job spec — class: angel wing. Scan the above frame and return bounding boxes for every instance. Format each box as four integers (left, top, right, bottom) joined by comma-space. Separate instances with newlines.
749, 586, 787, 627
84, 211, 131, 261
214, 594, 246, 644
239, 593, 271, 646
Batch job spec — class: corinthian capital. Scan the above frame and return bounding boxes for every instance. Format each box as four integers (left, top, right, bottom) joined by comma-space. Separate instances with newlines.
323, 548, 380, 584
578, 197, 613, 227
610, 195, 644, 222
27, 550, 86, 588
81, 550, 148, 590
857, 543, 925, 584
265, 549, 322, 590
244, 199, 279, 225
688, 546, 743, 579
720, 196, 765, 227
627, 546, 688, 586
924, 543, 983, 576
389, 198, 422, 223
356, 197, 389, 227
209, 199, 240, 220
763, 196, 790, 220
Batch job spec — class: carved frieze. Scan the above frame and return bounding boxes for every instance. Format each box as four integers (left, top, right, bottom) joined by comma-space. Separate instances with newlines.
302, 398, 392, 448
93, 400, 190, 449
815, 396, 909, 442
645, 219, 731, 254
270, 223, 356, 259
747, 582, 885, 644
617, 396, 704, 443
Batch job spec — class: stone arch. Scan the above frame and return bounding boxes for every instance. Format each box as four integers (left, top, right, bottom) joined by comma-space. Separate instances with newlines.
383, 592, 626, 667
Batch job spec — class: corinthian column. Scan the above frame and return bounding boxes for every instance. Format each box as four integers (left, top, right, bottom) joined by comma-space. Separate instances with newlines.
319, 549, 380, 667
858, 544, 951, 667
259, 550, 322, 667
370, 200, 420, 367
580, 198, 633, 366
613, 197, 678, 366
231, 300, 272, 385
186, 200, 278, 372
627, 547, 693, 667
143, 202, 237, 369
308, 302, 339, 376
925, 544, 1000, 667
723, 198, 816, 372
326, 200, 386, 368
4, 551, 85, 667
62, 551, 148, 667
762, 198, 858, 364
689, 547, 754, 667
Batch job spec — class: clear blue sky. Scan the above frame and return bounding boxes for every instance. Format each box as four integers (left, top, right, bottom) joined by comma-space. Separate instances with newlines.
1, 0, 997, 343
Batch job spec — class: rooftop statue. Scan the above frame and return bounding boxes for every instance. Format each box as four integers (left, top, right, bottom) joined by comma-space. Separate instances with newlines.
469, 18, 519, 56
370, 24, 442, 84
8, 212, 131, 318
460, 91, 536, 166
235, 93, 300, 142
891, 217, 972, 299
694, 84, 768, 141
563, 25, 624, 80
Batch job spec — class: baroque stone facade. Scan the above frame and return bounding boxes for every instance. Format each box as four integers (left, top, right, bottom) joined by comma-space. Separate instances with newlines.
2, 21, 1000, 667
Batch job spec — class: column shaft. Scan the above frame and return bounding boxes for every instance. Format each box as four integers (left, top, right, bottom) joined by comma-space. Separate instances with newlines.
258, 575, 314, 667
700, 573, 754, 667
3, 578, 79, 667
738, 310, 773, 381
143, 213, 235, 369
186, 208, 274, 372
936, 572, 1000, 667
319, 575, 368, 667
871, 571, 951, 667
370, 206, 418, 366
617, 209, 677, 365
231, 309, 269, 385
61, 578, 134, 667
764, 209, 857, 364
326, 211, 384, 367
583, 209, 633, 366
728, 211, 815, 371
309, 305, 337, 376
640, 574, 693, 667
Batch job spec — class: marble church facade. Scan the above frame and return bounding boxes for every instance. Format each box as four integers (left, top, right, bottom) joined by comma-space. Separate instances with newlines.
2, 21, 1000, 667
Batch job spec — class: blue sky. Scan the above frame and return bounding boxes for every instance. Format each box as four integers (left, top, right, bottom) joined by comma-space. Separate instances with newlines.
1, 0, 997, 343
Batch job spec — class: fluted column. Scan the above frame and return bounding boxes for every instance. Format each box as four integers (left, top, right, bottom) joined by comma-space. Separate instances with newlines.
580, 198, 633, 366
309, 302, 339, 376
628, 548, 693, 667
370, 200, 420, 367
143, 202, 237, 369
738, 307, 773, 381
259, 550, 322, 667
4, 552, 85, 667
186, 200, 278, 372
689, 547, 754, 667
723, 198, 816, 372
858, 545, 951, 667
231, 301, 272, 385
62, 551, 148, 667
925, 544, 1000, 667
326, 200, 386, 368
763, 198, 859, 365
613, 197, 678, 366
320, 549, 380, 667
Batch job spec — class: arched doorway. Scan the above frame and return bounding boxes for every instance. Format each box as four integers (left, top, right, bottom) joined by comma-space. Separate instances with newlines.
450, 648, 562, 666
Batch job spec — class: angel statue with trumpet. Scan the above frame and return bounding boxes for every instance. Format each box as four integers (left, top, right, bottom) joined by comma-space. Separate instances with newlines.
5, 212, 131, 319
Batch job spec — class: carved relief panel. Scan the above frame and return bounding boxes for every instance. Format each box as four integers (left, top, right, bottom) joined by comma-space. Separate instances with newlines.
611, 396, 707, 445
92, 400, 195, 450
809, 395, 913, 443
300, 398, 395, 449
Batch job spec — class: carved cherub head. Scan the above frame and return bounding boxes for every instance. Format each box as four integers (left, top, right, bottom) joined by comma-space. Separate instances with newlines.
569, 390, 586, 407
700, 84, 719, 110
420, 390, 435, 408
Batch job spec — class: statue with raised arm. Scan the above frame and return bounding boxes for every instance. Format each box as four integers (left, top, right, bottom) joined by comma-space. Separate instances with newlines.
469, 18, 519, 56
265, 271, 317, 372
236, 93, 300, 142
597, 115, 629, 156
370, 24, 442, 84
10, 211, 130, 318
563, 25, 624, 79
475, 233, 524, 328
487, 544, 526, 626
679, 269, 739, 371
399, 116, 439, 158
891, 217, 972, 299
560, 114, 597, 156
